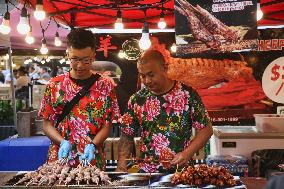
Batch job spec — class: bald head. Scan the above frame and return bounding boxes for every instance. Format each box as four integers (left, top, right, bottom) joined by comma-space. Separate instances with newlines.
138, 50, 165, 68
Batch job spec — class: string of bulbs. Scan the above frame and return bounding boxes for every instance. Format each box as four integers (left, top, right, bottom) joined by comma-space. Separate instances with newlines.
0, 0, 63, 55
0, 0, 171, 55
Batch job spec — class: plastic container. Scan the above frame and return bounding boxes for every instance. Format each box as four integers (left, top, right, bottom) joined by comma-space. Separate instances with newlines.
0, 136, 50, 171
254, 114, 284, 132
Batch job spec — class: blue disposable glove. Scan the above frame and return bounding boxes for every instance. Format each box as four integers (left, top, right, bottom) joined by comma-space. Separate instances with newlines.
79, 143, 96, 166
58, 140, 72, 160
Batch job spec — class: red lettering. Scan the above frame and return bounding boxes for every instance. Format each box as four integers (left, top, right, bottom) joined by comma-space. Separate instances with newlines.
258, 40, 265, 51
265, 40, 271, 51
279, 39, 284, 50
271, 39, 279, 50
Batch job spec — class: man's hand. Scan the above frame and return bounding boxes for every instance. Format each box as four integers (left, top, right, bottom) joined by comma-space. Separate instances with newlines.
58, 140, 72, 160
171, 151, 190, 168
79, 143, 96, 165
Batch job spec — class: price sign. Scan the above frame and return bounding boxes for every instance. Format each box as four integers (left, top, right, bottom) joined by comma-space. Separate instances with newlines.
262, 57, 284, 103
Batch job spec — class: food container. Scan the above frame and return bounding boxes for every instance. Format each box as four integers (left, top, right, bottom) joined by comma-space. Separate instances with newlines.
254, 114, 284, 132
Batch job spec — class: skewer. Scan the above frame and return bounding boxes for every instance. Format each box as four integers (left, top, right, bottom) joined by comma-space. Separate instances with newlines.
176, 164, 179, 173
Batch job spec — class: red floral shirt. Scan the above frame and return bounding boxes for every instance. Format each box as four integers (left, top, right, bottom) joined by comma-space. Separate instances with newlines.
38, 72, 120, 169
120, 82, 211, 172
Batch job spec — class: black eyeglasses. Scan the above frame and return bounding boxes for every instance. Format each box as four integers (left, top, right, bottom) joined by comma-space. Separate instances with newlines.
68, 57, 94, 64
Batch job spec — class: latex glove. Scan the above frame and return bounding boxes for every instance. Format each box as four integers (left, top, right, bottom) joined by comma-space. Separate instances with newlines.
58, 140, 72, 160
79, 143, 96, 166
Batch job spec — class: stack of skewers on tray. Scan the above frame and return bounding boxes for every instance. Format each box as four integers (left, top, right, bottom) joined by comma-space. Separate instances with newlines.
13, 158, 111, 186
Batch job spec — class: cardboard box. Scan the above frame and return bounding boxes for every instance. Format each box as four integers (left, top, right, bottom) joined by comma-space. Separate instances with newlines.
193, 147, 205, 160
112, 137, 120, 160
104, 138, 112, 160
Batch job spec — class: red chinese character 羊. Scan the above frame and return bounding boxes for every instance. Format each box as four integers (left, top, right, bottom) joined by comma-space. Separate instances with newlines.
96, 36, 117, 58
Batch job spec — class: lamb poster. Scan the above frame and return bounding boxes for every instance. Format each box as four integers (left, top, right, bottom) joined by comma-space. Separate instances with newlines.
175, 0, 258, 55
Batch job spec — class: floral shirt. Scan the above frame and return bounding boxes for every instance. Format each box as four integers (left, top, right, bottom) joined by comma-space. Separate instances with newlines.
38, 72, 120, 169
120, 82, 210, 172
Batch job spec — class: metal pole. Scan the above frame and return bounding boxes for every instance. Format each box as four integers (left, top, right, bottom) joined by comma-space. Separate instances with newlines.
8, 47, 17, 129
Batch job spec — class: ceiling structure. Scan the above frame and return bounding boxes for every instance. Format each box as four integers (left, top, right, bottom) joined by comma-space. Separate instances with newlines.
21, 0, 175, 29
259, 0, 284, 27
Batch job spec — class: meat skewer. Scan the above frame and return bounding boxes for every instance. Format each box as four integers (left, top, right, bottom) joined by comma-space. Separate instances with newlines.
14, 160, 112, 186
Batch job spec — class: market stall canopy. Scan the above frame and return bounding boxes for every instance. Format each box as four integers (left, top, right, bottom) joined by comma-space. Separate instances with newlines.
20, 0, 175, 29
259, 0, 284, 27
18, 0, 284, 29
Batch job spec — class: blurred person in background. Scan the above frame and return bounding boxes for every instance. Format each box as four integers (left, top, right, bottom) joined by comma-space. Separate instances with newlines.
29, 66, 40, 81
40, 67, 51, 81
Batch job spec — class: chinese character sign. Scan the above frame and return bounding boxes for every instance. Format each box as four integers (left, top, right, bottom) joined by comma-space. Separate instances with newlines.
262, 57, 284, 103
174, 0, 257, 56
96, 35, 117, 58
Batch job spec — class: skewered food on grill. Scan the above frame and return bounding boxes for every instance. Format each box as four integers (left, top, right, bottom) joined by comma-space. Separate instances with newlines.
171, 164, 237, 187
14, 160, 111, 186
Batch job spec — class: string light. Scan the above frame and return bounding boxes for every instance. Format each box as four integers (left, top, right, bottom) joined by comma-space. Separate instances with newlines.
17, 7, 30, 35
40, 38, 48, 54
54, 31, 62, 46
34, 0, 46, 21
139, 22, 151, 50
114, 9, 124, 30
25, 17, 35, 45
158, 5, 166, 29
0, 0, 11, 35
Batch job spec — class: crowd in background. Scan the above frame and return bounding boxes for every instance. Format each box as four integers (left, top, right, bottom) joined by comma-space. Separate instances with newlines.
0, 64, 68, 99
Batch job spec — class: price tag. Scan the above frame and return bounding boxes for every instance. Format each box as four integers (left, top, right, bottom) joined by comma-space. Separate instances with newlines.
262, 57, 284, 103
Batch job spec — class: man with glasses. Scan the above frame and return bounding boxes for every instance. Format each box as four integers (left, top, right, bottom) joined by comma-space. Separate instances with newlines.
39, 28, 120, 170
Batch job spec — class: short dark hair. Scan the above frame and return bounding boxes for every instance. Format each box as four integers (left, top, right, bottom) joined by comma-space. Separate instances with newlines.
138, 50, 165, 66
67, 28, 96, 50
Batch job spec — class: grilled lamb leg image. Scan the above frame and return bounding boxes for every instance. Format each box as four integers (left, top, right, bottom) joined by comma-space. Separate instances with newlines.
175, 5, 221, 49
176, 0, 240, 44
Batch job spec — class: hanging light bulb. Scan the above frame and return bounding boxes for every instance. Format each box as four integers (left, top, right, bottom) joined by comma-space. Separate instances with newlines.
1, 61, 4, 66
257, 3, 263, 21
40, 38, 48, 54
118, 50, 125, 59
54, 32, 62, 46
114, 10, 124, 30
34, 0, 46, 21
0, 12, 11, 35
170, 43, 177, 52
25, 27, 35, 44
17, 7, 30, 35
139, 22, 151, 50
157, 11, 166, 29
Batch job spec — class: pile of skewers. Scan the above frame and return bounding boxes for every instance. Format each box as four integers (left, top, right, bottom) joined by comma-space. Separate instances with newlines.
171, 164, 237, 187
14, 159, 111, 186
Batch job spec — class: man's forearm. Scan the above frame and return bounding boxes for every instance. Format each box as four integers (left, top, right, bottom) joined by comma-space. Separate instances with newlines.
43, 119, 64, 145
184, 124, 213, 158
117, 133, 134, 171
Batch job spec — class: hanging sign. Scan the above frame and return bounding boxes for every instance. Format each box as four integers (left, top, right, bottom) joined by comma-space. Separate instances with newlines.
262, 57, 284, 103
175, 0, 257, 56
